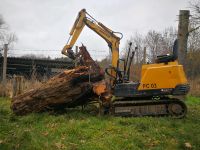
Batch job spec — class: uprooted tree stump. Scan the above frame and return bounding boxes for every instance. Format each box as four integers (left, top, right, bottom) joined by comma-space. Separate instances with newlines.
11, 45, 105, 115
11, 66, 103, 115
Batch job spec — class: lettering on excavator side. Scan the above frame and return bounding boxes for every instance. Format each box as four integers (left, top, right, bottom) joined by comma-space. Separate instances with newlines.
143, 83, 157, 89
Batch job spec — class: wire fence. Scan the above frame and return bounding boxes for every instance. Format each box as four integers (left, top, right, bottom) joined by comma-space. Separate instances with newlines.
6, 49, 109, 60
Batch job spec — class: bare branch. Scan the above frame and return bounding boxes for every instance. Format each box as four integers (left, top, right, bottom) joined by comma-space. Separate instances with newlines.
0, 32, 18, 50
189, 0, 200, 25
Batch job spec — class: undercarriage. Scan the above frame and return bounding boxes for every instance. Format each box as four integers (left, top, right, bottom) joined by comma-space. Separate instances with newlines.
110, 97, 187, 118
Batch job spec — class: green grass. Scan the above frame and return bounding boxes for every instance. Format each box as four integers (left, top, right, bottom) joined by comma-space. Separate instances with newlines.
0, 97, 200, 150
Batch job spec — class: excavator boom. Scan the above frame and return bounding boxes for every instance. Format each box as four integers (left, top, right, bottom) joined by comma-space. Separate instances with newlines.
62, 9, 122, 82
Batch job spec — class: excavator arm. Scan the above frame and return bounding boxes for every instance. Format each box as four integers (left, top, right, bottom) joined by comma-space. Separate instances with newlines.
62, 9, 122, 82
62, 9, 86, 55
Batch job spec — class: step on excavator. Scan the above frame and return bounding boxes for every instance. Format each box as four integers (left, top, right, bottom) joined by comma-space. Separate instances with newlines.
62, 9, 190, 118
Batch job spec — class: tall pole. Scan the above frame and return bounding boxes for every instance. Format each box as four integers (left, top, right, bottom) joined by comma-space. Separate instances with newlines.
177, 10, 190, 68
2, 44, 8, 96
2, 44, 8, 86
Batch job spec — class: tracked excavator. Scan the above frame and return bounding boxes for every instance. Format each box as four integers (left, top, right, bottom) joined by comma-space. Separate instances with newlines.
62, 9, 189, 118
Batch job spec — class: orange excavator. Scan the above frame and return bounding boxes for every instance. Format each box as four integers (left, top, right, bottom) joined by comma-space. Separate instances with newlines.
62, 9, 189, 118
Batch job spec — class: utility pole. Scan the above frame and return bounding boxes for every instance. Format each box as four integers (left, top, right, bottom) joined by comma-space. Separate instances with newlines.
2, 44, 8, 96
177, 10, 190, 68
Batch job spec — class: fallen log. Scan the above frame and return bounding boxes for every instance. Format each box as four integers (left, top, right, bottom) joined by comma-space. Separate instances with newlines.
11, 66, 103, 115
11, 45, 104, 115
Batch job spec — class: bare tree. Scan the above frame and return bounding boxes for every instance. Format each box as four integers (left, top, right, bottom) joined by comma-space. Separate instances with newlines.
186, 22, 200, 78
145, 30, 164, 62
185, 1, 200, 78
188, 0, 200, 51
0, 15, 6, 56
0, 15, 5, 46
189, 0, 200, 25
162, 27, 177, 52
120, 33, 145, 81
144, 28, 177, 63
0, 32, 17, 46
0, 15, 8, 39
121, 32, 144, 63
0, 14, 17, 54
132, 32, 144, 64
188, 23, 200, 52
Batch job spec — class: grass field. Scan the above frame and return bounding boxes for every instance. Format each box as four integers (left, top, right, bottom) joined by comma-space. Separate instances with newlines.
0, 97, 200, 150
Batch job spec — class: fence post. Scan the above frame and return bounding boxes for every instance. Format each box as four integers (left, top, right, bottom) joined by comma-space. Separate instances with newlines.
31, 64, 36, 83
13, 75, 24, 97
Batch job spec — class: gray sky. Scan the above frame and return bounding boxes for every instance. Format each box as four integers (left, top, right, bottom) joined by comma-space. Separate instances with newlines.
0, 0, 189, 59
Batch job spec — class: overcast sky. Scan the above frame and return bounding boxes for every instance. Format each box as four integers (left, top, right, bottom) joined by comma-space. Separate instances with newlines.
0, 0, 190, 59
